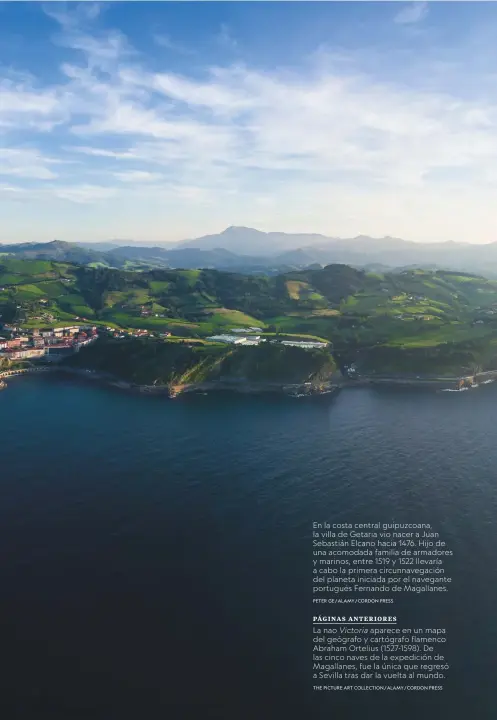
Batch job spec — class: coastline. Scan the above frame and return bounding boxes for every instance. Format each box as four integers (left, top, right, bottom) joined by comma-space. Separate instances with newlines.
65, 370, 341, 399
2, 363, 497, 397
167, 379, 339, 398
0, 365, 341, 398
353, 368, 497, 390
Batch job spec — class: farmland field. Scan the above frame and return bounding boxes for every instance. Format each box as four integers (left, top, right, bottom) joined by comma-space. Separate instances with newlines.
3, 259, 497, 375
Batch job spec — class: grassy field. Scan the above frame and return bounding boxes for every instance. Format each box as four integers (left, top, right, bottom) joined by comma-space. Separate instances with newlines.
286, 280, 309, 299
260, 331, 330, 343
4, 259, 497, 375
266, 314, 336, 339
384, 321, 493, 348
204, 308, 265, 327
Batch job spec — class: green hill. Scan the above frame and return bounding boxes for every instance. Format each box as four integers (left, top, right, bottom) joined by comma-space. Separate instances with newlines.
3, 258, 497, 376
65, 337, 337, 388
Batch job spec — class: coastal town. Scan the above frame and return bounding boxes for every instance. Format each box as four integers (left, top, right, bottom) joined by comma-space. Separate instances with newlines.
0, 317, 337, 397
0, 324, 99, 361
0, 321, 329, 367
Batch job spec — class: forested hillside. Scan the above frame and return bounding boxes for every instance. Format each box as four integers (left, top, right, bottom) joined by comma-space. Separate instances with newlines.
66, 337, 337, 388
3, 257, 497, 376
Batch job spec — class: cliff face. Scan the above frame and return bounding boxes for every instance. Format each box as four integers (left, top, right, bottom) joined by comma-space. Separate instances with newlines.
350, 343, 488, 378
201, 343, 336, 384
65, 338, 337, 391
169, 344, 338, 396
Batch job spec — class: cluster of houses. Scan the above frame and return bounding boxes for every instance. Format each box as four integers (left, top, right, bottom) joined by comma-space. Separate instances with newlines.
0, 325, 99, 360
394, 313, 433, 321
105, 327, 171, 339
139, 306, 168, 319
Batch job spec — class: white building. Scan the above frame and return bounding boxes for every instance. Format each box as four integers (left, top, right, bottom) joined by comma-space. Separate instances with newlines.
8, 348, 46, 360
280, 341, 328, 349
207, 334, 262, 345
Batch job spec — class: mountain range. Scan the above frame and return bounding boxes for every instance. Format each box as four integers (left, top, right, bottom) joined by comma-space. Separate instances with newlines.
2, 226, 497, 276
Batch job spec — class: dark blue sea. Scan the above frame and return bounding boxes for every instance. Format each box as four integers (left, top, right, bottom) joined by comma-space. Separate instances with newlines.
1, 374, 497, 719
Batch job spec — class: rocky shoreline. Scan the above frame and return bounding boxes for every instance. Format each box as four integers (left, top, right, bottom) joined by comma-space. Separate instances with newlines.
3, 363, 497, 397
167, 379, 339, 398
0, 365, 340, 399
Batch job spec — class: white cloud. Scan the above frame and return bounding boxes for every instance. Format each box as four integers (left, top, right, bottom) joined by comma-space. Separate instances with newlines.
216, 23, 237, 50
67, 146, 137, 159
52, 184, 116, 203
169, 185, 212, 201
0, 148, 59, 179
65, 30, 135, 69
4, 6, 497, 241
120, 68, 253, 116
0, 185, 26, 195
153, 34, 195, 56
394, 2, 429, 26
42, 2, 102, 30
0, 78, 66, 131
45, 3, 136, 74
113, 170, 163, 183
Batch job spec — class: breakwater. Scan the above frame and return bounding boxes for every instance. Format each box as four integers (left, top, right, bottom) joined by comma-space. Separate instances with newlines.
0, 366, 53, 379
0, 366, 54, 389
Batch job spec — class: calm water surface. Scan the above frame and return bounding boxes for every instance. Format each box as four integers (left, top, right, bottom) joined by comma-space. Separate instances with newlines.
1, 375, 496, 718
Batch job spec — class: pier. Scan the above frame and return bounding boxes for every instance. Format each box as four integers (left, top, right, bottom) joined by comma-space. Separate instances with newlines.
0, 366, 53, 387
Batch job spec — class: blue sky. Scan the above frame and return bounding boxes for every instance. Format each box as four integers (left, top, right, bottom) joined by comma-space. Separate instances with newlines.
2, 2, 497, 244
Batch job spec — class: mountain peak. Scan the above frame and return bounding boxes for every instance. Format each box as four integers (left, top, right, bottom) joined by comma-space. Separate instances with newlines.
221, 225, 261, 234
49, 239, 73, 248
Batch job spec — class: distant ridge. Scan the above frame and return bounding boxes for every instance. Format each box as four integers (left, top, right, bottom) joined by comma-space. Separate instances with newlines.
2, 227, 497, 277
178, 226, 339, 255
